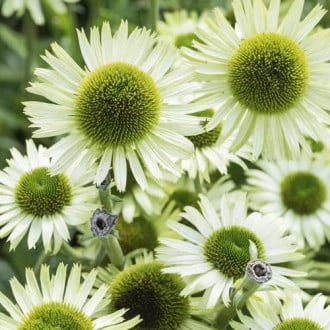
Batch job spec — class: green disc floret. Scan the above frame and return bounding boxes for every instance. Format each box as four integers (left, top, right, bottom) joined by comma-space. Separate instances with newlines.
18, 302, 94, 330
75, 62, 162, 148
14, 167, 72, 217
109, 262, 189, 330
203, 225, 265, 279
281, 171, 326, 215
274, 317, 323, 330
228, 33, 309, 114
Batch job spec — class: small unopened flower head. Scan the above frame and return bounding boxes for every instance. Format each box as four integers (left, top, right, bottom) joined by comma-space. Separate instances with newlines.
246, 259, 272, 284
90, 208, 118, 237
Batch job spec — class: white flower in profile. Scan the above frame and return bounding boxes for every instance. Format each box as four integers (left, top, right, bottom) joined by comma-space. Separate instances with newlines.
231, 291, 330, 330
157, 192, 303, 309
0, 263, 141, 329
24, 21, 202, 192
183, 0, 330, 160
0, 139, 98, 253
245, 155, 330, 250
157, 10, 204, 48
1, 0, 80, 25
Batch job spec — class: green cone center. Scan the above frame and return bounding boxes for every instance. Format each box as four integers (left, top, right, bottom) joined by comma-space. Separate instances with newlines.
228, 32, 309, 114
18, 301, 94, 330
75, 62, 162, 148
188, 123, 222, 149
14, 167, 72, 217
274, 317, 323, 330
203, 225, 265, 279
281, 171, 326, 215
109, 262, 189, 330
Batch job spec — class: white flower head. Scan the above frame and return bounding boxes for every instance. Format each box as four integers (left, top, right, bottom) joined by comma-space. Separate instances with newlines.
182, 111, 249, 183
184, 0, 330, 160
97, 251, 212, 330
0, 139, 98, 253
24, 21, 202, 192
246, 155, 330, 250
0, 263, 141, 329
1, 0, 80, 25
157, 10, 204, 48
157, 192, 304, 309
231, 291, 330, 330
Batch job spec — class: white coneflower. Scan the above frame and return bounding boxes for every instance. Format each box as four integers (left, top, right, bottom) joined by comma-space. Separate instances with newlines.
182, 109, 249, 183
97, 251, 212, 330
157, 10, 203, 48
246, 155, 330, 250
0, 263, 141, 329
24, 21, 202, 192
231, 291, 330, 330
184, 0, 330, 160
0, 139, 98, 253
157, 192, 303, 308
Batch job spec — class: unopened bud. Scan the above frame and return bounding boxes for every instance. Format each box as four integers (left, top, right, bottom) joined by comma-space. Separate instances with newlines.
90, 208, 118, 237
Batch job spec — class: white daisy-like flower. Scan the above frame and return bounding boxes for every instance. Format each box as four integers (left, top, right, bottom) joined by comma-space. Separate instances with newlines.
0, 139, 98, 253
0, 263, 141, 329
231, 291, 330, 330
24, 21, 202, 192
1, 0, 80, 25
245, 155, 330, 250
182, 110, 249, 183
157, 10, 204, 48
157, 192, 303, 309
184, 0, 330, 160
97, 251, 213, 330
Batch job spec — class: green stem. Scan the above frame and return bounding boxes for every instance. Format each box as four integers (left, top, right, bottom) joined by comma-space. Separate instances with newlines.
23, 12, 36, 85
102, 234, 125, 270
213, 260, 272, 329
148, 0, 159, 31
33, 250, 50, 274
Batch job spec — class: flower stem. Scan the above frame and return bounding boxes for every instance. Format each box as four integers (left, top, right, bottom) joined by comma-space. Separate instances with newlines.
102, 234, 125, 270
23, 12, 36, 84
148, 0, 159, 31
213, 260, 272, 329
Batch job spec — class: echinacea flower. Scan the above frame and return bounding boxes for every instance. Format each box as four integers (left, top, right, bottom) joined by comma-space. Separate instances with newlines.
182, 110, 249, 183
157, 192, 303, 308
97, 251, 212, 330
184, 0, 330, 160
231, 291, 330, 330
1, 0, 80, 25
245, 155, 330, 250
0, 263, 141, 329
157, 10, 202, 48
24, 21, 202, 192
0, 139, 98, 253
